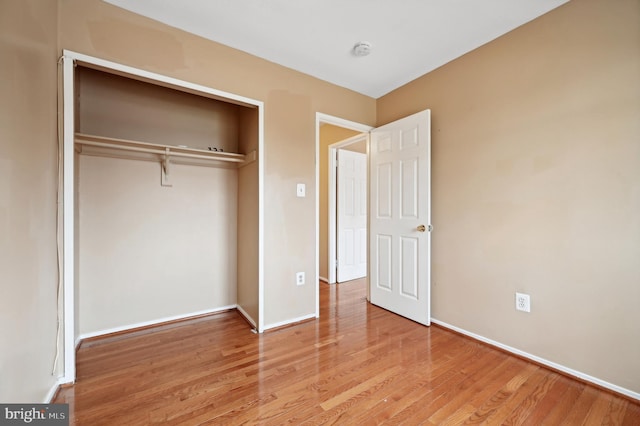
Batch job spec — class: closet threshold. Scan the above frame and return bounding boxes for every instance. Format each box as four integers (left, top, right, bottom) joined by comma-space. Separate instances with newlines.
75, 133, 255, 167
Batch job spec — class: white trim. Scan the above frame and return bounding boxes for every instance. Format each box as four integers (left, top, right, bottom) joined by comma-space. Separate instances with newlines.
77, 306, 236, 342
236, 304, 258, 329
61, 55, 75, 385
61, 50, 265, 380
317, 113, 374, 133
64, 51, 260, 108
328, 133, 369, 284
315, 117, 320, 318
319, 276, 329, 283
263, 313, 317, 331
431, 318, 640, 402
316, 113, 373, 313
45, 378, 65, 403
257, 104, 265, 333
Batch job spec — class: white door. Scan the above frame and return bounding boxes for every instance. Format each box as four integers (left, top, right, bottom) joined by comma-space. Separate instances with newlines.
369, 109, 431, 325
337, 149, 367, 282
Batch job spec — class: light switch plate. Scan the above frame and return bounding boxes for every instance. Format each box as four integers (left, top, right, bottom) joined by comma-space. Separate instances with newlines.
296, 183, 306, 197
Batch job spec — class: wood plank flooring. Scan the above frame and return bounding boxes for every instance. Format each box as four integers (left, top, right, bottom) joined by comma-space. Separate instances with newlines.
54, 279, 640, 425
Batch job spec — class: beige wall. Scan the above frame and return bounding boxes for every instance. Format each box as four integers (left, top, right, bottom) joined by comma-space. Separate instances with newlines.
57, 0, 376, 328
0, 0, 60, 402
318, 125, 362, 280
237, 108, 260, 323
341, 140, 367, 154
78, 156, 238, 334
379, 0, 640, 393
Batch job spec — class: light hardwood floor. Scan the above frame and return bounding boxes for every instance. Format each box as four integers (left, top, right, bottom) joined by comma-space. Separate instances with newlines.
54, 279, 640, 425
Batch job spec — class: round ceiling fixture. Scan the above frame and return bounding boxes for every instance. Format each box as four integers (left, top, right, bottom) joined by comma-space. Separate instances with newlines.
352, 41, 372, 57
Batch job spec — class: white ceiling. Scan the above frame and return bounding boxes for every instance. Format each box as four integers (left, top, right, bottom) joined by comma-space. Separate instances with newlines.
104, 0, 568, 98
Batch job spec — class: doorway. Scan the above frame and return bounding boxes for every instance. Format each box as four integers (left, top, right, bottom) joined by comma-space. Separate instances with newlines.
331, 135, 368, 283
316, 110, 432, 327
316, 114, 372, 294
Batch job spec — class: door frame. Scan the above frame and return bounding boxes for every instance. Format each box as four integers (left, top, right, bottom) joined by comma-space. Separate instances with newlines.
329, 134, 368, 284
315, 114, 372, 312
61, 50, 265, 384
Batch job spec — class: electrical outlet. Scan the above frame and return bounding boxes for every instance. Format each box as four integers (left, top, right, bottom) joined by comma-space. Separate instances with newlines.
296, 272, 305, 286
515, 292, 531, 312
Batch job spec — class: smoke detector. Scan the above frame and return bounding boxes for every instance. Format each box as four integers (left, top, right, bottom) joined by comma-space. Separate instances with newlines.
352, 41, 372, 57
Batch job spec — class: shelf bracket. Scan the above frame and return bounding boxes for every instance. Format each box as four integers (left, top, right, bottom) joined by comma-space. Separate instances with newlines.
239, 150, 257, 168
161, 148, 172, 187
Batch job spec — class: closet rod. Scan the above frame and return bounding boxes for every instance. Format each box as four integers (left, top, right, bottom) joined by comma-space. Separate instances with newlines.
75, 133, 245, 163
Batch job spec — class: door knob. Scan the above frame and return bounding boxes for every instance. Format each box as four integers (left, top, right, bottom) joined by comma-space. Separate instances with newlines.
417, 224, 426, 232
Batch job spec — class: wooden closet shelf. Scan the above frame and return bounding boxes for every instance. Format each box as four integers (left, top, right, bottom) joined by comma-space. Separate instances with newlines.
75, 133, 256, 167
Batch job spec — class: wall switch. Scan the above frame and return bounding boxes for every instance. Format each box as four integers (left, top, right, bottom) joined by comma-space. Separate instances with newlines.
296, 183, 306, 197
296, 272, 305, 286
515, 292, 531, 312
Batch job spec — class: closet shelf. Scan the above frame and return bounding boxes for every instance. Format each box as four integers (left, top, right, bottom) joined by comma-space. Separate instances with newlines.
75, 133, 256, 167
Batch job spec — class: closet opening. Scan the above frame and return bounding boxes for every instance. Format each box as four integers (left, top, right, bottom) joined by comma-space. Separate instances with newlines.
61, 51, 264, 384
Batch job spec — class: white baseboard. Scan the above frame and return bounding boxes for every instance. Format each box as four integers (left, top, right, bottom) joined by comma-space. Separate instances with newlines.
431, 318, 640, 401
263, 313, 317, 331
77, 305, 236, 342
45, 378, 65, 403
236, 304, 257, 329
319, 276, 329, 283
